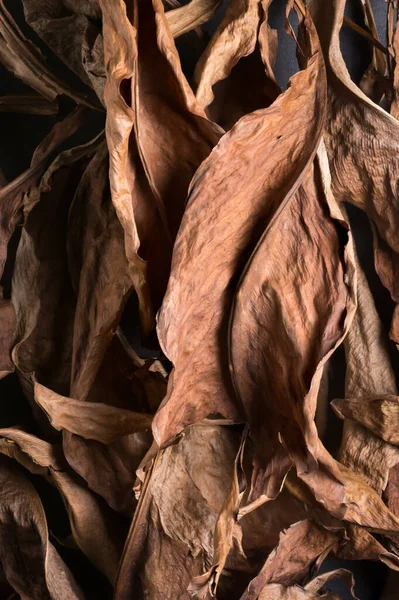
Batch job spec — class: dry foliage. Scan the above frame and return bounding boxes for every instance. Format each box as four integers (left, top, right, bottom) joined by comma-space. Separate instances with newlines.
0, 0, 399, 598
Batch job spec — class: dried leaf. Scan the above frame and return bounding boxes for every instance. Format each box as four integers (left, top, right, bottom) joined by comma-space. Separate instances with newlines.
310, 0, 399, 343
34, 381, 152, 443
0, 0, 99, 108
101, 0, 221, 335
22, 0, 106, 102
194, 0, 280, 128
333, 395, 399, 446
115, 423, 240, 599
0, 94, 58, 114
155, 4, 326, 446
0, 428, 126, 583
12, 131, 102, 396
166, 0, 221, 37
0, 455, 84, 599
240, 520, 340, 600
0, 106, 89, 286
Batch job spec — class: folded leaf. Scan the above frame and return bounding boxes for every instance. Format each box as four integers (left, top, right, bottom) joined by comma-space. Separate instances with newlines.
333, 395, 399, 446
155, 4, 326, 446
12, 132, 102, 396
0, 106, 88, 287
115, 423, 240, 599
0, 455, 84, 599
100, 0, 221, 335
34, 381, 152, 442
0, 0, 99, 108
310, 0, 399, 343
0, 428, 127, 584
22, 0, 105, 102
240, 520, 340, 600
166, 0, 221, 37
194, 0, 280, 128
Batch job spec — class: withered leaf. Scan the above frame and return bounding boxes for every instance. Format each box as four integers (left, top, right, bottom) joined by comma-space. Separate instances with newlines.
22, 0, 105, 102
333, 245, 399, 494
0, 455, 84, 599
115, 423, 240, 599
3, 0, 399, 596
0, 0, 99, 108
0, 290, 15, 379
12, 131, 102, 397
101, 0, 221, 335
194, 0, 280, 128
0, 106, 89, 287
155, 4, 326, 447
310, 0, 399, 343
333, 395, 399, 446
34, 381, 152, 442
0, 93, 58, 114
0, 428, 127, 584
166, 0, 221, 38
256, 569, 356, 600
240, 520, 340, 600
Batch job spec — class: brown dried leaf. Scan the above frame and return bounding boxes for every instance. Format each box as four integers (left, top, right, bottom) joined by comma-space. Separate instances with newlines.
0, 428, 127, 584
0, 455, 84, 599
22, 0, 106, 102
34, 381, 152, 443
230, 149, 350, 502
166, 0, 221, 37
331, 231, 399, 494
0, 0, 99, 108
12, 132, 102, 397
310, 0, 399, 343
257, 568, 357, 600
64, 338, 154, 514
155, 5, 326, 446
240, 520, 340, 600
100, 0, 221, 335
0, 106, 88, 287
194, 0, 280, 128
0, 290, 15, 379
333, 395, 399, 446
358, 0, 386, 103
115, 424, 240, 599
67, 141, 132, 400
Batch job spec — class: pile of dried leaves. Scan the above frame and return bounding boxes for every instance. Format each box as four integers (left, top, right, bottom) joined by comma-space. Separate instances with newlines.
2, 0, 399, 598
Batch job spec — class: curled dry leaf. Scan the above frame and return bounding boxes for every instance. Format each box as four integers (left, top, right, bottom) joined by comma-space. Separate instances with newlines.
0, 93, 58, 114
22, 0, 106, 103
194, 0, 280, 128
166, 0, 222, 38
0, 428, 127, 584
34, 381, 152, 443
0, 455, 84, 599
327, 231, 399, 495
310, 0, 399, 343
333, 395, 399, 446
240, 520, 341, 600
63, 337, 154, 515
12, 129, 102, 397
101, 0, 221, 335
67, 140, 132, 400
0, 290, 15, 379
0, 0, 99, 108
256, 568, 357, 600
156, 3, 326, 447
0, 106, 89, 286
115, 423, 240, 599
